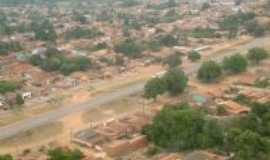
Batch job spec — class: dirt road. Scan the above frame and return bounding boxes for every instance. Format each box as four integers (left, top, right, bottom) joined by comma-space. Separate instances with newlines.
0, 36, 269, 140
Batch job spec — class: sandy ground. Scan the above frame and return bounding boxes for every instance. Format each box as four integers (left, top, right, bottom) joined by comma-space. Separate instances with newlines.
0, 93, 144, 155
0, 36, 269, 155
0, 122, 63, 154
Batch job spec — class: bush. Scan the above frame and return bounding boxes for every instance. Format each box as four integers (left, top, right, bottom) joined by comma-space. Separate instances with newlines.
32, 19, 57, 41
157, 34, 178, 47
222, 53, 247, 74
145, 146, 161, 157
245, 20, 265, 37
90, 42, 108, 51
114, 39, 143, 58
197, 61, 222, 83
16, 93, 24, 105
190, 27, 217, 38
65, 27, 103, 40
48, 148, 83, 160
163, 52, 182, 68
254, 77, 270, 88
0, 81, 18, 94
188, 50, 201, 62
0, 41, 23, 56
247, 47, 268, 64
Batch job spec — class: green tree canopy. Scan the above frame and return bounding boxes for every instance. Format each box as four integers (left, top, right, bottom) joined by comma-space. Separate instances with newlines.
143, 103, 223, 151
163, 52, 182, 68
0, 81, 18, 94
188, 50, 201, 62
197, 61, 222, 83
48, 148, 83, 160
163, 68, 188, 95
114, 39, 143, 58
247, 47, 268, 64
32, 19, 57, 42
144, 77, 166, 100
222, 53, 247, 74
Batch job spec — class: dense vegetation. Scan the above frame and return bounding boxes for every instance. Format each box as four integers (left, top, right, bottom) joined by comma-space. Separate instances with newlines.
247, 47, 269, 64
31, 19, 57, 42
222, 53, 247, 74
114, 39, 144, 58
0, 147, 83, 160
143, 103, 224, 151
0, 81, 18, 94
30, 48, 92, 75
163, 52, 182, 68
65, 27, 103, 40
190, 27, 217, 38
188, 50, 201, 62
143, 102, 270, 160
198, 47, 269, 83
48, 148, 83, 160
197, 61, 222, 83
0, 41, 22, 56
144, 68, 188, 99
219, 11, 265, 38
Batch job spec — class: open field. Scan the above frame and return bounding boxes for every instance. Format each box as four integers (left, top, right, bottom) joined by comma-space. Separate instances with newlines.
0, 122, 63, 154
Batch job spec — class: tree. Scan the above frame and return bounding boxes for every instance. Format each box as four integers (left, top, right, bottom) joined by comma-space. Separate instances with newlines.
163, 68, 188, 95
143, 103, 206, 150
245, 20, 265, 37
188, 50, 201, 62
72, 56, 92, 71
158, 34, 178, 47
222, 53, 247, 74
197, 61, 222, 83
16, 93, 24, 105
32, 19, 57, 42
114, 39, 143, 58
202, 120, 224, 147
48, 148, 83, 160
144, 77, 166, 100
247, 47, 268, 64
226, 129, 270, 160
163, 52, 182, 68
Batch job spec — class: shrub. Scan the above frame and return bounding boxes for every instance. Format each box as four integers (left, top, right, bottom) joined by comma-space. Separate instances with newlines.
163, 52, 182, 68
245, 20, 265, 37
157, 34, 178, 47
0, 81, 18, 93
16, 93, 24, 105
65, 27, 103, 40
47, 148, 83, 160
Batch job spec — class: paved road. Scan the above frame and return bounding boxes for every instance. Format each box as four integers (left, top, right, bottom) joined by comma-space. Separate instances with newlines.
0, 36, 269, 140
